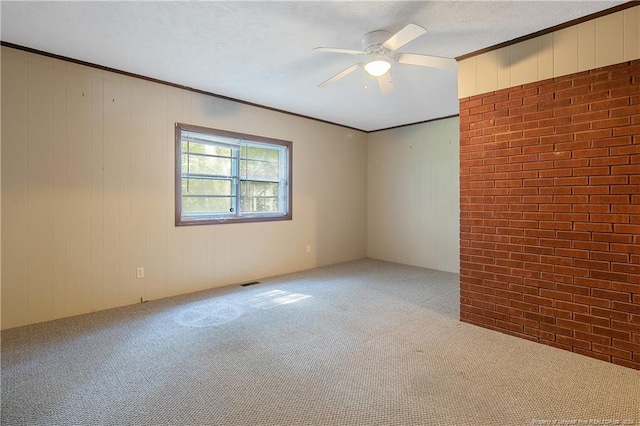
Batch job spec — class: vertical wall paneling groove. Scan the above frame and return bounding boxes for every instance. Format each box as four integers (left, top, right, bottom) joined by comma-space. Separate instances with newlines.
457, 57, 477, 99
476, 50, 498, 95
537, 34, 554, 80
118, 76, 134, 306
624, 7, 640, 61
1, 46, 369, 329
553, 26, 579, 79
595, 12, 624, 68
65, 65, 93, 317
496, 46, 512, 90
1, 51, 28, 328
145, 84, 169, 301
52, 59, 67, 319
576, 21, 596, 73
26, 55, 54, 324
510, 38, 538, 87
130, 80, 147, 302
102, 75, 120, 309
91, 70, 104, 312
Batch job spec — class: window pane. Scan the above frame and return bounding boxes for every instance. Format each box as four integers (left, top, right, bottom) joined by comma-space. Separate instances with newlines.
240, 146, 280, 181
240, 159, 279, 181
182, 178, 231, 196
241, 181, 279, 212
182, 152, 232, 176
182, 196, 235, 215
182, 141, 232, 157
240, 146, 279, 162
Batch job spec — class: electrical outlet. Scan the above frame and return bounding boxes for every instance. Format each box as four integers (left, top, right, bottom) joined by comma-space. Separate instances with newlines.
136, 267, 145, 279
306, 245, 311, 253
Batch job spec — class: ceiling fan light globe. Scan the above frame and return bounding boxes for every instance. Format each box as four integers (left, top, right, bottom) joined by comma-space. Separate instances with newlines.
364, 59, 391, 77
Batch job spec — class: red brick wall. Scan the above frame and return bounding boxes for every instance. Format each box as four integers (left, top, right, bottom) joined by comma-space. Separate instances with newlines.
459, 59, 640, 370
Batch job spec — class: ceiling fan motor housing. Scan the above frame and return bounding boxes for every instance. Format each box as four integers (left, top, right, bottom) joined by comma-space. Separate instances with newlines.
361, 30, 391, 56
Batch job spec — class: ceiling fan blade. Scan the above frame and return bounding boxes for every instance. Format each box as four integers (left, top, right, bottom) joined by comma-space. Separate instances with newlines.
318, 63, 362, 88
395, 53, 456, 69
376, 74, 394, 95
313, 47, 366, 55
382, 23, 427, 52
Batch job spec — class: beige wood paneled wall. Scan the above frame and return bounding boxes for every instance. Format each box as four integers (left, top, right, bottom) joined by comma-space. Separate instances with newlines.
458, 6, 640, 98
367, 117, 460, 274
1, 47, 368, 330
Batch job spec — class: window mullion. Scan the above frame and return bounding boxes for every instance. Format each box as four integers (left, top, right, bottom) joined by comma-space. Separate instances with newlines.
279, 146, 286, 211
186, 138, 191, 193
232, 147, 240, 216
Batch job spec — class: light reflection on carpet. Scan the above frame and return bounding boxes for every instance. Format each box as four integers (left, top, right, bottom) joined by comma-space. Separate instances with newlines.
174, 289, 312, 327
248, 290, 311, 309
174, 302, 244, 328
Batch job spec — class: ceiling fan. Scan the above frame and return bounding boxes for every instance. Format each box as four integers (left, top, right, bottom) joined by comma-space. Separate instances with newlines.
314, 23, 455, 95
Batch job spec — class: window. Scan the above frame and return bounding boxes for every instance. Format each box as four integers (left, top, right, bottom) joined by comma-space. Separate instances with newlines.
175, 123, 292, 226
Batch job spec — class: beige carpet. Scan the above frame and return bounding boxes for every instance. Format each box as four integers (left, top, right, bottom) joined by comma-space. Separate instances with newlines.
2, 259, 639, 425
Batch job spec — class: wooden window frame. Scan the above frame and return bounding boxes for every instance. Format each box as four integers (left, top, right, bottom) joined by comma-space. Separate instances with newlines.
175, 122, 292, 226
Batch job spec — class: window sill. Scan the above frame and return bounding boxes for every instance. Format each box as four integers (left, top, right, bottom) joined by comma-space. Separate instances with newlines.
176, 213, 292, 226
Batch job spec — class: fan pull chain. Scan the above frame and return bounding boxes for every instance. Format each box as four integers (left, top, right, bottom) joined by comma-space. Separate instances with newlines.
363, 69, 368, 89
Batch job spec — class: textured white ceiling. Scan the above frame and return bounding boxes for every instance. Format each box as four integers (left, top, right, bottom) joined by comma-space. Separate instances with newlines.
0, 1, 626, 131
